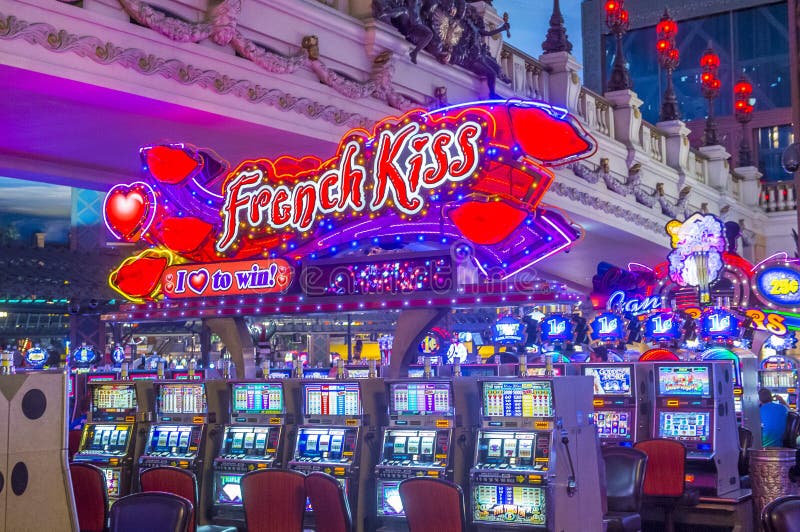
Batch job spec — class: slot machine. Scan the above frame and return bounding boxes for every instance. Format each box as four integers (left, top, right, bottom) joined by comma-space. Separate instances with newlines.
652, 362, 740, 496
375, 380, 462, 526
289, 380, 387, 532
470, 377, 603, 530
582, 363, 654, 446
759, 355, 798, 410
212, 380, 297, 522
701, 347, 761, 434
73, 381, 154, 503
86, 371, 118, 384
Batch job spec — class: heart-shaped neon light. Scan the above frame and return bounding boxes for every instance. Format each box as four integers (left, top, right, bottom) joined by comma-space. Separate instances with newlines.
187, 269, 209, 294
104, 182, 156, 241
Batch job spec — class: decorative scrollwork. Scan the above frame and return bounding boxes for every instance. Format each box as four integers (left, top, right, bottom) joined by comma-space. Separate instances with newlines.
0, 13, 369, 129
117, 0, 241, 44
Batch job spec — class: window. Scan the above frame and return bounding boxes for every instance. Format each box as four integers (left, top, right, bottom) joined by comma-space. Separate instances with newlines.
758, 125, 795, 181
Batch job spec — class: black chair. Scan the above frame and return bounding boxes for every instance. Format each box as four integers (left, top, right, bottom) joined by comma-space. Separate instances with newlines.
602, 447, 648, 532
784, 412, 800, 448
109, 492, 192, 532
738, 426, 753, 489
762, 495, 800, 532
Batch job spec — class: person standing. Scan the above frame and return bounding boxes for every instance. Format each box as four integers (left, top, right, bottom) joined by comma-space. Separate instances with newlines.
760, 388, 789, 447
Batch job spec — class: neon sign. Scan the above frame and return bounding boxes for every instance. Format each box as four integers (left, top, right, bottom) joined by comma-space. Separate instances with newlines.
162, 259, 291, 299
541, 315, 573, 342
73, 345, 97, 366
103, 100, 595, 301
606, 290, 661, 316
699, 308, 739, 339
24, 346, 46, 368
492, 316, 525, 345
753, 260, 800, 309
590, 312, 625, 342
644, 312, 682, 341
111, 346, 126, 364
666, 213, 726, 303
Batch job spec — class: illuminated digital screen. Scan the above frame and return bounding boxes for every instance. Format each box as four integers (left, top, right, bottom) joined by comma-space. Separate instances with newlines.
81, 424, 131, 454
220, 426, 278, 458
295, 427, 357, 462
460, 365, 499, 377
92, 384, 137, 417
472, 484, 546, 526
99, 467, 122, 498
525, 366, 563, 377
593, 411, 631, 440
381, 429, 448, 465
215, 473, 243, 505
475, 431, 539, 470
346, 368, 370, 379
304, 383, 361, 416
482, 381, 553, 418
658, 411, 710, 441
584, 366, 632, 396
378, 480, 404, 516
146, 425, 203, 455
158, 383, 207, 414
390, 382, 452, 416
761, 371, 796, 389
657, 366, 711, 397
232, 383, 283, 415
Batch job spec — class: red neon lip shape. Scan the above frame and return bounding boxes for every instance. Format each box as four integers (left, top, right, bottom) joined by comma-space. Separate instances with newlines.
111, 255, 168, 300
142, 145, 203, 185
507, 105, 593, 164
446, 198, 528, 245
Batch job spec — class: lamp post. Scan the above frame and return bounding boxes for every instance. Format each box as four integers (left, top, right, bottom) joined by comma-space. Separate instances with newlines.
656, 9, 680, 121
605, 0, 632, 91
700, 45, 721, 146
733, 76, 755, 166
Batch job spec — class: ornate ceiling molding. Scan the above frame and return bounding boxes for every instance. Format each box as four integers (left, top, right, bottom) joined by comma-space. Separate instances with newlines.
0, 13, 371, 129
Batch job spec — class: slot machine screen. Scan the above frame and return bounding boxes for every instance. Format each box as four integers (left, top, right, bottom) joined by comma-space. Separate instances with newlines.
475, 431, 539, 469
220, 426, 278, 458
268, 369, 292, 379
131, 372, 159, 380
593, 411, 632, 440
407, 367, 426, 378
389, 382, 453, 416
231, 383, 283, 415
99, 467, 122, 498
584, 366, 632, 396
173, 371, 203, 381
774, 392, 791, 404
658, 411, 710, 441
657, 366, 711, 397
91, 384, 137, 419
158, 383, 207, 414
460, 365, 498, 377
215, 473, 244, 505
761, 371, 796, 389
378, 481, 404, 516
304, 369, 331, 380
473, 484, 546, 526
482, 381, 553, 418
146, 425, 203, 455
525, 366, 564, 377
346, 368, 370, 379
381, 429, 449, 465
295, 427, 358, 462
81, 424, 131, 454
303, 382, 361, 416
87, 374, 116, 383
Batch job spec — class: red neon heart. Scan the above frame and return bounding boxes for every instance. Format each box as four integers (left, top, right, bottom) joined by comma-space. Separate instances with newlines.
448, 200, 528, 245
113, 256, 168, 299
509, 106, 592, 164
143, 145, 201, 184
161, 217, 213, 253
104, 184, 154, 240
188, 270, 209, 294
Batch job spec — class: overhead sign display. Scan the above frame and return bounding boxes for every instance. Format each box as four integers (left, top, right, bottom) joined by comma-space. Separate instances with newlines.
590, 312, 625, 342
666, 213, 726, 303
643, 312, 682, 341
103, 100, 595, 302
540, 315, 573, 343
753, 259, 800, 309
699, 308, 739, 339
492, 316, 526, 345
161, 259, 291, 299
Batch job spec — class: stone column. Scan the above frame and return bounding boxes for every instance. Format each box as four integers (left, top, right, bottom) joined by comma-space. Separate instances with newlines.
734, 166, 763, 208
657, 120, 691, 180
386, 308, 448, 379
538, 52, 582, 114
204, 317, 255, 378
605, 89, 643, 166
698, 144, 732, 192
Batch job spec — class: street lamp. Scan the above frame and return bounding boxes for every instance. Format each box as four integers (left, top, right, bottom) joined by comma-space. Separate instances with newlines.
605, 0, 632, 91
733, 76, 755, 166
700, 45, 721, 146
656, 9, 680, 121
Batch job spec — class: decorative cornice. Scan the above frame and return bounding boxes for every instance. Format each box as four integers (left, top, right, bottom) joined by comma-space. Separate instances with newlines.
548, 180, 665, 234
0, 13, 371, 129
115, 0, 242, 45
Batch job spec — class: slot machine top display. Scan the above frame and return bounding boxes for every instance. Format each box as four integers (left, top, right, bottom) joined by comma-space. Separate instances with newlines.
155, 382, 208, 423
523, 364, 565, 377
86, 372, 118, 383
480, 379, 554, 428
302, 381, 363, 425
388, 380, 454, 426
89, 382, 139, 422
230, 381, 284, 424
173, 370, 204, 381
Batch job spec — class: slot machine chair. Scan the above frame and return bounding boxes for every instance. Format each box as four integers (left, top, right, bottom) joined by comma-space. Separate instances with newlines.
784, 412, 800, 448
69, 463, 109, 532
634, 439, 699, 532
762, 495, 800, 532
140, 466, 237, 532
601, 447, 647, 532
69, 429, 83, 460
398, 477, 467, 532
305, 472, 353, 532
240, 469, 306, 532
738, 427, 753, 489
110, 492, 192, 532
